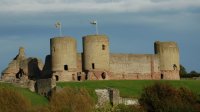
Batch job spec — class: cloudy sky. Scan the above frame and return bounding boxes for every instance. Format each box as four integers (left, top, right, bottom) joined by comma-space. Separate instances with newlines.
0, 0, 200, 73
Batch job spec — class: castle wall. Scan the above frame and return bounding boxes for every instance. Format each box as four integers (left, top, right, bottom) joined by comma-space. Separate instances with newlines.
1, 47, 44, 81
20, 58, 43, 78
109, 54, 161, 80
42, 55, 52, 78
77, 53, 83, 72
36, 78, 56, 96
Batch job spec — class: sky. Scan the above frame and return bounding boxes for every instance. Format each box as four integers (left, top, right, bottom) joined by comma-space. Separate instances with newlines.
0, 0, 200, 73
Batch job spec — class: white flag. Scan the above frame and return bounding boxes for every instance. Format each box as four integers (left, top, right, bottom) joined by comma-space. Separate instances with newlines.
90, 20, 97, 25
55, 21, 61, 29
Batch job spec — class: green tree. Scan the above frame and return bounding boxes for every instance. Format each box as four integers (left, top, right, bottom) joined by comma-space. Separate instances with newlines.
189, 70, 200, 77
180, 64, 187, 77
190, 70, 198, 74
139, 83, 200, 112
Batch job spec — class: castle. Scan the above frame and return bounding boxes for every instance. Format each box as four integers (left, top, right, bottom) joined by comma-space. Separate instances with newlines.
1, 34, 180, 82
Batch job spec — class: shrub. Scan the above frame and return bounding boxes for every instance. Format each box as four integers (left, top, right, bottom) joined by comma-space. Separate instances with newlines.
113, 104, 145, 112
94, 104, 145, 112
139, 82, 200, 112
30, 106, 50, 112
94, 103, 113, 112
49, 87, 94, 112
0, 88, 31, 112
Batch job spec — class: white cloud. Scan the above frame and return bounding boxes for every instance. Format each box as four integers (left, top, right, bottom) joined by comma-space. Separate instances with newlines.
0, 0, 200, 14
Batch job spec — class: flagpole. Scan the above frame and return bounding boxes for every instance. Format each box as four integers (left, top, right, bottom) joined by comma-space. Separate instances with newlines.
59, 23, 62, 37
96, 21, 98, 35
90, 20, 99, 35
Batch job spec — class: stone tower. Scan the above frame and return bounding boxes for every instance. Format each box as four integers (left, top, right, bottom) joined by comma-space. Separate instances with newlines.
154, 41, 180, 80
50, 37, 77, 81
83, 35, 110, 80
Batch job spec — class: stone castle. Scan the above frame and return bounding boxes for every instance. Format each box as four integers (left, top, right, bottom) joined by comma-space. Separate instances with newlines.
1, 34, 180, 82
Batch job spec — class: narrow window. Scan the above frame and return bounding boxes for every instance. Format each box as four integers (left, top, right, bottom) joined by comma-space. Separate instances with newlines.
55, 75, 59, 81
102, 44, 106, 50
64, 65, 68, 71
161, 74, 164, 79
92, 63, 95, 69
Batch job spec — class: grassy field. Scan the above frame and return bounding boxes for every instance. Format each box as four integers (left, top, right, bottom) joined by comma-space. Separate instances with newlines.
0, 82, 48, 106
0, 80, 200, 106
57, 80, 200, 98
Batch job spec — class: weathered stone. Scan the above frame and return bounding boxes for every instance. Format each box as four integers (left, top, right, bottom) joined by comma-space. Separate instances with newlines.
27, 80, 36, 92
95, 88, 139, 107
1, 36, 180, 82
36, 78, 56, 96
95, 89, 110, 107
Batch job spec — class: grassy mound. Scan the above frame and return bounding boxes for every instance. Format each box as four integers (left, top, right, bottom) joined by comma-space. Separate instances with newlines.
57, 80, 200, 98
0, 82, 48, 106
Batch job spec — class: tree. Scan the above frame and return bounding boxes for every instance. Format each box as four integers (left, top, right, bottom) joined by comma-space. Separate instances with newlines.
139, 83, 200, 112
189, 70, 200, 77
180, 64, 187, 77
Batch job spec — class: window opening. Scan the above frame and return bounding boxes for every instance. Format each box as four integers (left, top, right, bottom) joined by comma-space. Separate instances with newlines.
64, 65, 68, 71
102, 44, 106, 50
92, 63, 95, 69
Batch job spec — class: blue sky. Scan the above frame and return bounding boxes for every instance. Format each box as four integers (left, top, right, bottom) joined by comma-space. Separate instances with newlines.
0, 0, 200, 73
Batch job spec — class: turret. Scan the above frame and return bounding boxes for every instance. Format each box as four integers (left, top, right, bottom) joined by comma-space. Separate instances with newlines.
154, 41, 180, 80
83, 35, 110, 80
50, 37, 77, 81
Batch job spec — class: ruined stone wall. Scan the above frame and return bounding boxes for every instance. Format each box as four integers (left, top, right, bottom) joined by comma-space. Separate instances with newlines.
1, 47, 44, 81
42, 55, 52, 78
20, 57, 43, 79
36, 78, 56, 96
95, 88, 139, 108
109, 54, 160, 80
77, 53, 82, 72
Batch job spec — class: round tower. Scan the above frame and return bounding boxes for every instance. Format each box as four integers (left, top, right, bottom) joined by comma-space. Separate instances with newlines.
83, 35, 110, 80
50, 37, 77, 81
154, 41, 180, 80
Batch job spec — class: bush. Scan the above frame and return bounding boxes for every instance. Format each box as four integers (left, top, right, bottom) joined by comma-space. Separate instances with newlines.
113, 104, 145, 112
49, 87, 94, 112
94, 104, 145, 112
0, 88, 31, 112
139, 83, 200, 112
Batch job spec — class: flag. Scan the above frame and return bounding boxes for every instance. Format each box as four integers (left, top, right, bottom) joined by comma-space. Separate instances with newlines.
55, 21, 61, 29
90, 20, 97, 25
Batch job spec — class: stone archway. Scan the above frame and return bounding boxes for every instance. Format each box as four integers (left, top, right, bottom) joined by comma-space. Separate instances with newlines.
16, 68, 25, 79
101, 72, 107, 80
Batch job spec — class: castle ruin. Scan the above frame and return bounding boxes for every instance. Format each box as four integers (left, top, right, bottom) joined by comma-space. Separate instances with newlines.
1, 34, 180, 82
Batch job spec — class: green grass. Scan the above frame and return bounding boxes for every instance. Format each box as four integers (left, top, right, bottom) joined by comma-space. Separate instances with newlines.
1, 80, 200, 106
57, 80, 200, 98
0, 82, 48, 106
